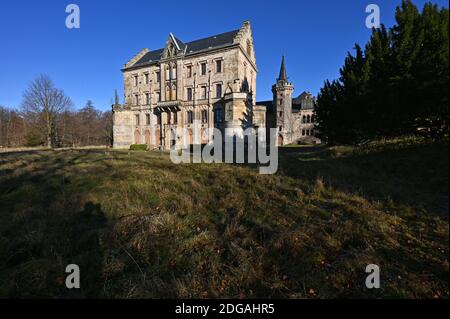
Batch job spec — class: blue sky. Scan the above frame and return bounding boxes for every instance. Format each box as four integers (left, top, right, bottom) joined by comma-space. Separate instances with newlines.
0, 0, 448, 111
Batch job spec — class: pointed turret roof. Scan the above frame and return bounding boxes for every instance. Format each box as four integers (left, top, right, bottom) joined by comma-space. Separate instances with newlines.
278, 55, 287, 82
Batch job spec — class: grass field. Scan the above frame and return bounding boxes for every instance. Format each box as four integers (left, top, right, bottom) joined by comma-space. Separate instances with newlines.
0, 137, 448, 298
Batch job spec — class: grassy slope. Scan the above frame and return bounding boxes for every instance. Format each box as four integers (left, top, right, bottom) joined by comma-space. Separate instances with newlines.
0, 137, 448, 298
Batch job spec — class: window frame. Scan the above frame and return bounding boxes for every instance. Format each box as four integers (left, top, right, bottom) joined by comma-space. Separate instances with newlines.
201, 86, 207, 100
216, 59, 222, 73
187, 87, 193, 101
135, 114, 140, 126
201, 109, 208, 124
186, 65, 192, 78
187, 110, 194, 124
135, 94, 140, 106
200, 62, 207, 76
216, 83, 222, 98
215, 109, 223, 123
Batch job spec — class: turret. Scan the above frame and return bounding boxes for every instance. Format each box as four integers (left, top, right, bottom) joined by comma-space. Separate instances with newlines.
272, 55, 294, 133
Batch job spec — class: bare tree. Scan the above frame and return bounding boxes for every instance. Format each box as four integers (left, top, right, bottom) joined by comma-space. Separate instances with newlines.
21, 75, 72, 148
0, 105, 26, 147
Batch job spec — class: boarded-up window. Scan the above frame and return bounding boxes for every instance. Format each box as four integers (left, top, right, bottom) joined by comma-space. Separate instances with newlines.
201, 86, 207, 99
171, 65, 177, 80
171, 84, 177, 101
186, 65, 192, 78
165, 85, 171, 101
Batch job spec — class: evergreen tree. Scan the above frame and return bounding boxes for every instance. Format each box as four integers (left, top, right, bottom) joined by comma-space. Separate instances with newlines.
315, 0, 449, 144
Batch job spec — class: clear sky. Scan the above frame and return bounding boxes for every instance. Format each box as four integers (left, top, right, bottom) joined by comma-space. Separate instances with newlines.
0, 0, 448, 111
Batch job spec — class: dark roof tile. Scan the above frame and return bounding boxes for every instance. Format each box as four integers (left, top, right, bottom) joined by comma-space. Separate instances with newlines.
130, 29, 239, 68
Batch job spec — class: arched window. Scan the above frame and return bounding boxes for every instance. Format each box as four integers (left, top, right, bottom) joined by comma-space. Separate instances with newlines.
165, 66, 170, 80
302, 115, 306, 123
171, 83, 177, 101
165, 84, 171, 101
311, 115, 315, 123
307, 115, 311, 123
171, 64, 177, 80
246, 39, 252, 56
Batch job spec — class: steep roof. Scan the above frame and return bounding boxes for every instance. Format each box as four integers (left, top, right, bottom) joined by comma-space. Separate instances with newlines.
127, 29, 240, 69
278, 55, 288, 82
294, 91, 315, 110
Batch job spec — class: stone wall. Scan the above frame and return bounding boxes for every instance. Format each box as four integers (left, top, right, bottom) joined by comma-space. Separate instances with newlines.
114, 21, 261, 150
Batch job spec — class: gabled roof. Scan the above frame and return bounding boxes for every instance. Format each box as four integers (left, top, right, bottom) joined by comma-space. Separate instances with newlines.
171, 33, 187, 52
293, 91, 315, 110
183, 30, 239, 54
127, 29, 240, 69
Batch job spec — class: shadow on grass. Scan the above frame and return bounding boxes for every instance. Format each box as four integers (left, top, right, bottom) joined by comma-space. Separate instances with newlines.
0, 151, 112, 298
277, 141, 449, 216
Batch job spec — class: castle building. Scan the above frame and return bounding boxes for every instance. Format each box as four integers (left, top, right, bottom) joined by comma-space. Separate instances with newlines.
113, 21, 319, 149
257, 56, 320, 145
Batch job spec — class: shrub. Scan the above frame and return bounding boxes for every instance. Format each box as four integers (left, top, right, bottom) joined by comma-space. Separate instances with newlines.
129, 144, 148, 151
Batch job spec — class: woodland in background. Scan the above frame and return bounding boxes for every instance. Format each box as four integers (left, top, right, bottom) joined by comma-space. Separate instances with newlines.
0, 76, 113, 148
315, 0, 449, 145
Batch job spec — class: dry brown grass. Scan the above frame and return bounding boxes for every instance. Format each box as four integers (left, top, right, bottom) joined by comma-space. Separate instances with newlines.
0, 138, 448, 298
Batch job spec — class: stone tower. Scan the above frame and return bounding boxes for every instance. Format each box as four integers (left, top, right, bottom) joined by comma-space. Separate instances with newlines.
272, 55, 294, 145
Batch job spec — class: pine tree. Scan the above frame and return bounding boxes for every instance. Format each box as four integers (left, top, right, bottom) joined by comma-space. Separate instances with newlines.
315, 0, 449, 143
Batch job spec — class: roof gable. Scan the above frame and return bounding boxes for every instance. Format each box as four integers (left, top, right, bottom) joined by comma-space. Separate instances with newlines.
126, 29, 240, 69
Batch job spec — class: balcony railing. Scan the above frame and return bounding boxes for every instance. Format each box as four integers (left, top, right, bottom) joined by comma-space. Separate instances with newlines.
157, 100, 181, 108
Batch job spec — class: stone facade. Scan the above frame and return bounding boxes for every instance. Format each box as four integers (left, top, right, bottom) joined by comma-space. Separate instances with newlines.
113, 21, 319, 149
113, 21, 262, 150
257, 57, 321, 145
